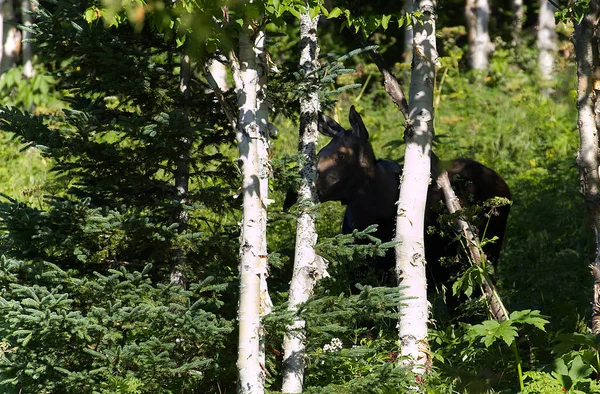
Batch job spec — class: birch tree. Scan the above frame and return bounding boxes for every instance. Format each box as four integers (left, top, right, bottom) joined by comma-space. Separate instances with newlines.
208, 58, 229, 92
403, 0, 413, 62
573, 2, 600, 334
171, 50, 192, 286
395, 0, 437, 372
510, 0, 524, 46
537, 0, 557, 85
232, 19, 272, 393
281, 8, 328, 393
21, 0, 33, 78
465, 0, 493, 71
0, 0, 19, 73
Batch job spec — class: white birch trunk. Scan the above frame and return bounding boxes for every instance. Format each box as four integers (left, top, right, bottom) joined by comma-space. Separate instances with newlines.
233, 24, 270, 394
21, 0, 33, 78
208, 58, 229, 92
403, 0, 414, 63
573, 12, 600, 334
537, 0, 557, 84
436, 170, 508, 321
170, 52, 191, 287
0, 0, 5, 73
281, 12, 327, 393
510, 0, 524, 46
1, 0, 18, 74
254, 28, 273, 374
395, 0, 436, 372
465, 0, 493, 71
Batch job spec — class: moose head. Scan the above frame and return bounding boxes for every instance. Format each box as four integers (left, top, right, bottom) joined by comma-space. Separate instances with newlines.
316, 106, 379, 204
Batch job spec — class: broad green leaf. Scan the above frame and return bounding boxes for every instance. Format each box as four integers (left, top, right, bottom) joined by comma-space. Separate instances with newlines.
84, 7, 98, 24
553, 357, 570, 381
509, 309, 549, 331
288, 6, 300, 19
553, 332, 600, 356
328, 7, 342, 19
469, 319, 518, 347
452, 265, 482, 297
569, 355, 593, 382
398, 15, 406, 27
319, 4, 329, 17
381, 14, 391, 30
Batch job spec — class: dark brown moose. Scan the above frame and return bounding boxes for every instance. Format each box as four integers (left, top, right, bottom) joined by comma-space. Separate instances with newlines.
315, 106, 511, 296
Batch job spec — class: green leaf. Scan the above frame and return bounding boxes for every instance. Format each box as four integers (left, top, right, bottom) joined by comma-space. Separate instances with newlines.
553, 332, 600, 356
398, 14, 406, 27
452, 265, 482, 297
509, 309, 549, 331
328, 7, 342, 19
319, 4, 329, 17
288, 6, 300, 19
552, 358, 573, 390
469, 320, 519, 347
83, 7, 98, 24
569, 355, 593, 382
381, 14, 391, 30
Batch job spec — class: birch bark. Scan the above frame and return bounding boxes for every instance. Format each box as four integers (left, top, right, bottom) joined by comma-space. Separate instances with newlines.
0, 0, 5, 73
254, 27, 273, 373
208, 58, 229, 92
0, 0, 18, 74
537, 0, 557, 84
395, 0, 436, 372
281, 12, 327, 393
573, 9, 600, 334
510, 0, 524, 46
403, 0, 414, 63
465, 0, 493, 71
170, 52, 192, 286
21, 0, 33, 78
233, 24, 271, 393
436, 169, 508, 322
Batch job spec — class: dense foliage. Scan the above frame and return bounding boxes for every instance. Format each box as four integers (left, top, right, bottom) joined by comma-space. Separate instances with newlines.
0, 0, 596, 393
0, 0, 240, 391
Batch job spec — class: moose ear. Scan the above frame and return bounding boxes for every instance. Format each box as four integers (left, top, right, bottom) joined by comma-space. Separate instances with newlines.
318, 113, 345, 137
349, 106, 369, 141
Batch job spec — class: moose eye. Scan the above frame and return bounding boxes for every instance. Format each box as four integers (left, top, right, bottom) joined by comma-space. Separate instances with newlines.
337, 153, 345, 161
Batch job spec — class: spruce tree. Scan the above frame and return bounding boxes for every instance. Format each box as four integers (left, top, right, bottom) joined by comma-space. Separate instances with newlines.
0, 0, 240, 391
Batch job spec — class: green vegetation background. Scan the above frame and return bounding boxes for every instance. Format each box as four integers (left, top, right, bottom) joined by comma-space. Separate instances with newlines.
0, 5, 596, 393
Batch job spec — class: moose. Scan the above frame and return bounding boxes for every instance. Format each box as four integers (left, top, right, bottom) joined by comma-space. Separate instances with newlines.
309, 106, 511, 302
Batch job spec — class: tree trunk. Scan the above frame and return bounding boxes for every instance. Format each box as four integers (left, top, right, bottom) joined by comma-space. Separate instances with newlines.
0, 0, 5, 73
465, 0, 493, 71
537, 0, 557, 86
233, 24, 271, 393
435, 168, 508, 322
352, 31, 408, 119
0, 0, 18, 74
395, 0, 436, 373
208, 58, 229, 92
253, 27, 273, 377
510, 0, 524, 46
21, 0, 33, 78
281, 12, 327, 393
573, 8, 600, 334
170, 51, 192, 287
403, 0, 414, 63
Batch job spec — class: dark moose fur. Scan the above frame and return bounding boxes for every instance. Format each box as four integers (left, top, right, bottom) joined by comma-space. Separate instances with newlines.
310, 106, 511, 298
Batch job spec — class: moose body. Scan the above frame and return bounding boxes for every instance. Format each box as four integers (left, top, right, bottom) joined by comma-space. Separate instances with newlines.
316, 106, 511, 290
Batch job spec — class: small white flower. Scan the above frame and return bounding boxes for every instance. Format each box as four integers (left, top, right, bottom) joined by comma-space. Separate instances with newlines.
323, 338, 343, 352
